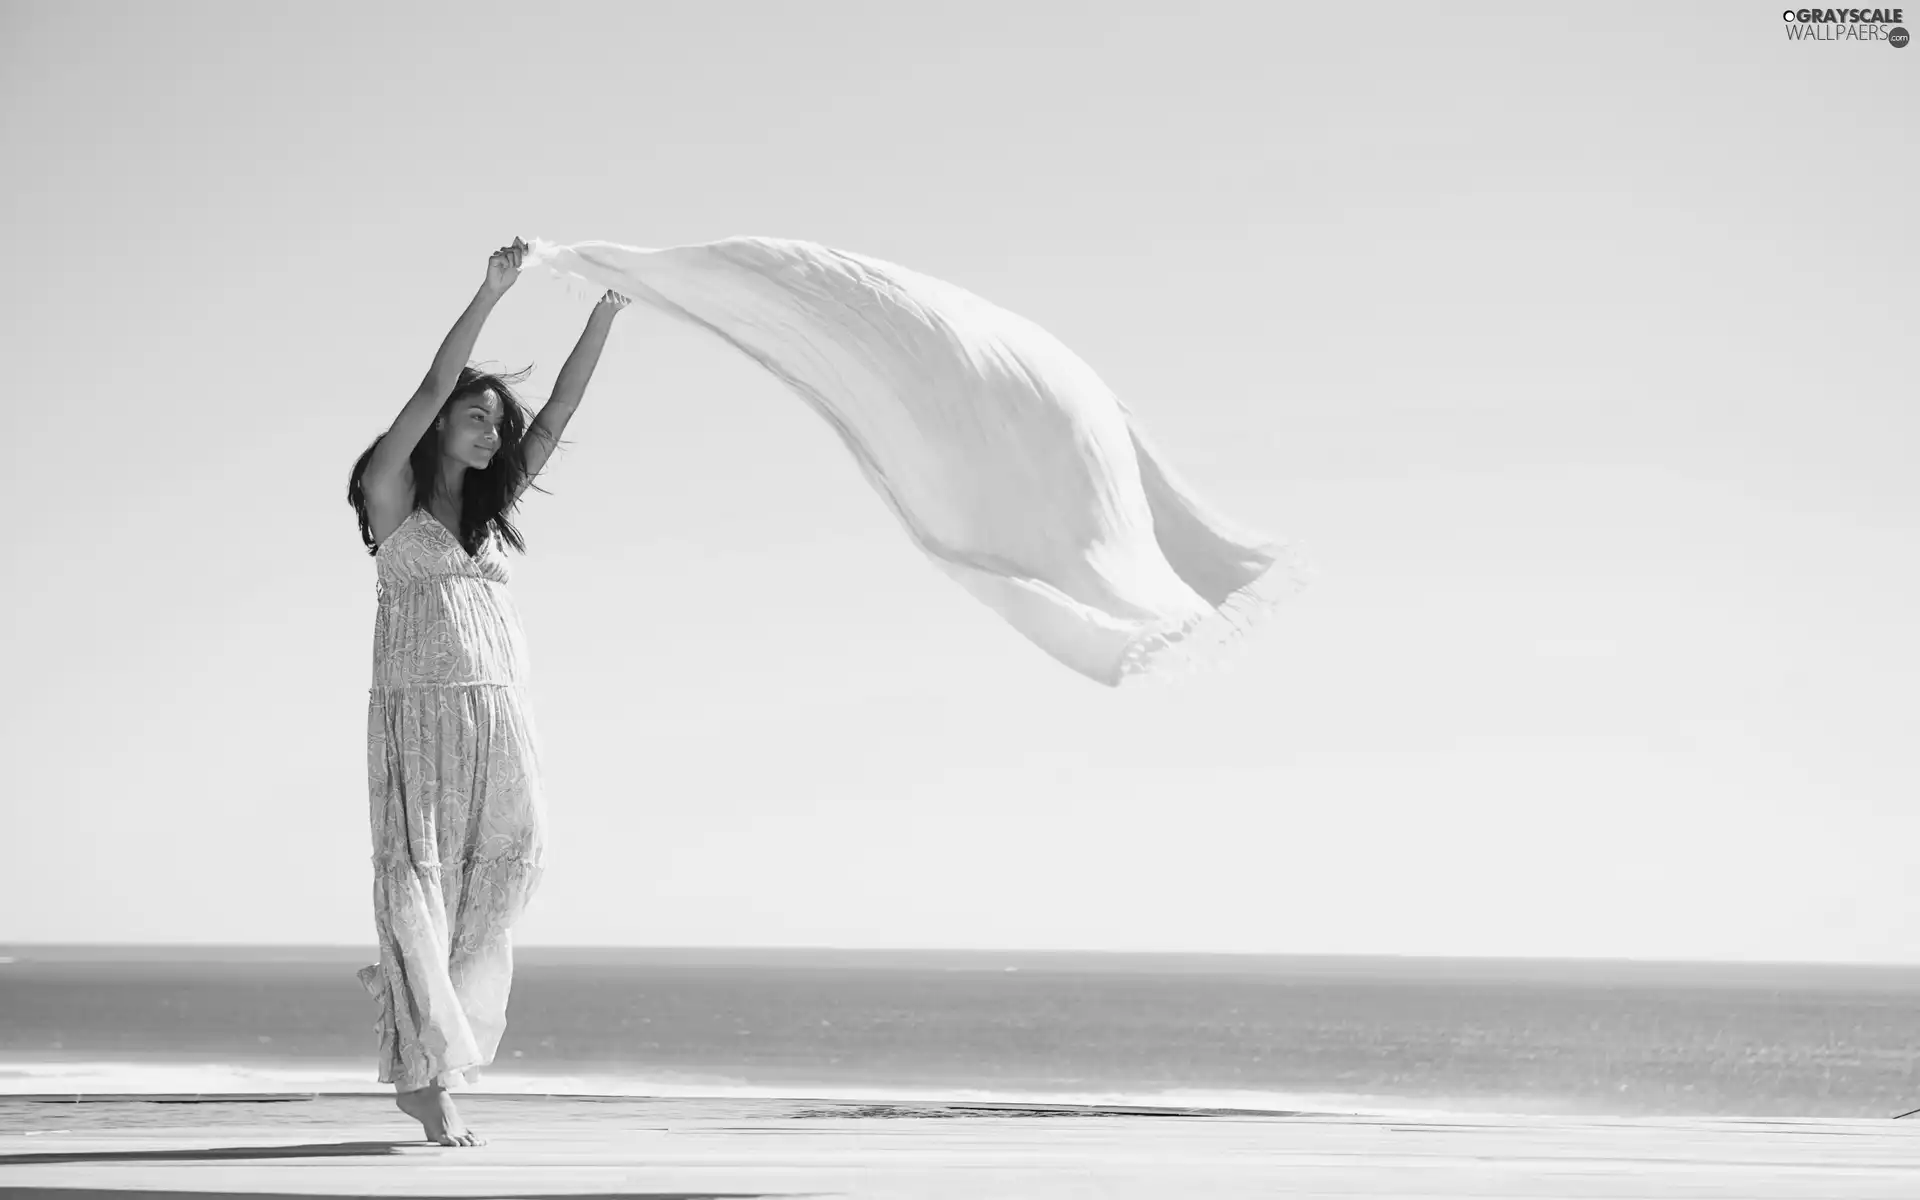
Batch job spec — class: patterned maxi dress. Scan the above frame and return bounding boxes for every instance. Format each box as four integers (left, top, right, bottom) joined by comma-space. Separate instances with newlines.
355, 506, 547, 1091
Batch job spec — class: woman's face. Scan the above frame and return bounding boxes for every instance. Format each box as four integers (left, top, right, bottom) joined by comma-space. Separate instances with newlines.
441, 390, 503, 470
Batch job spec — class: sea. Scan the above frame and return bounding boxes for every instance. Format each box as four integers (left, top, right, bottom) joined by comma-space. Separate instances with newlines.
5, 945, 1920, 1120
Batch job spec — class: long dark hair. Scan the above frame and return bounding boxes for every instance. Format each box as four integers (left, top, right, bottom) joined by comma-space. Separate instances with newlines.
346, 365, 558, 556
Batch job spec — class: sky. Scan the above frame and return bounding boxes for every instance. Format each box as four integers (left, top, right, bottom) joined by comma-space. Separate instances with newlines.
2, 1, 1915, 961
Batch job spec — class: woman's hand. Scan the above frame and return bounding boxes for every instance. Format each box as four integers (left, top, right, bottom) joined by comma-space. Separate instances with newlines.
482, 238, 529, 297
596, 290, 633, 316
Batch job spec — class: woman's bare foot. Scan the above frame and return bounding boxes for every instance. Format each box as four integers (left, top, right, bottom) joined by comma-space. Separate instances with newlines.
395, 1084, 485, 1147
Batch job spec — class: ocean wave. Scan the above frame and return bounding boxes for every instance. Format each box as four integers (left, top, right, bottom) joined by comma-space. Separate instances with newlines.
0, 1060, 1557, 1117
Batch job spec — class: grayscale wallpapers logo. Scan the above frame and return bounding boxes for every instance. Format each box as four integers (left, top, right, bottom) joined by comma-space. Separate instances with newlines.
1781, 7, 1909, 43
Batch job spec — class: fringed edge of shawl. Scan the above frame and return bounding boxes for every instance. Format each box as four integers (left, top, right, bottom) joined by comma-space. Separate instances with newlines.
1114, 537, 1319, 687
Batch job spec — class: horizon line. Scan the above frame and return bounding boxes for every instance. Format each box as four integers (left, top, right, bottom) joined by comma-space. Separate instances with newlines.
4, 942, 1919, 970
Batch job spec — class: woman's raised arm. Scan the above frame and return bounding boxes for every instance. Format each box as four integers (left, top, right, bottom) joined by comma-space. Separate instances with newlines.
511, 290, 631, 507
361, 238, 527, 511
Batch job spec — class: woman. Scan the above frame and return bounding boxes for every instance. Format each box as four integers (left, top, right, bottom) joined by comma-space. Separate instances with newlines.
345, 237, 629, 1146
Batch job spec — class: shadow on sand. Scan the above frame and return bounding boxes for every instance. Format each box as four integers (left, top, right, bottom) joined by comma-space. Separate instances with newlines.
0, 1142, 811, 1197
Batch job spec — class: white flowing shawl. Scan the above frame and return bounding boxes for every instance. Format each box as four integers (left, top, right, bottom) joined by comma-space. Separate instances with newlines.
526, 237, 1312, 686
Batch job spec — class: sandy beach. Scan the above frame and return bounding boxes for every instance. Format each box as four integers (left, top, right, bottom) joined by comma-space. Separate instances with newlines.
4, 1094, 1920, 1198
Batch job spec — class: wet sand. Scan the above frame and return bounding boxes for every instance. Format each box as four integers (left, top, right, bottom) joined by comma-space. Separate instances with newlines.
4, 1094, 1920, 1197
